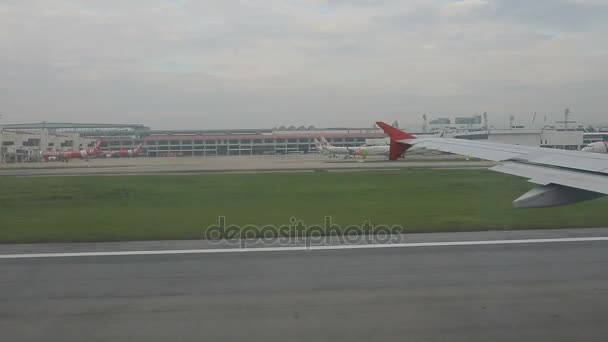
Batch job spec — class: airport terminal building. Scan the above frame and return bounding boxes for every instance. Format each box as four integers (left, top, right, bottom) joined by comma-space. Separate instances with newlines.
0, 123, 386, 160
0, 121, 594, 162
138, 132, 383, 157
95, 126, 387, 157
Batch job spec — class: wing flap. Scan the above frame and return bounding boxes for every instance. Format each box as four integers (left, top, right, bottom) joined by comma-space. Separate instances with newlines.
490, 162, 608, 195
525, 153, 608, 173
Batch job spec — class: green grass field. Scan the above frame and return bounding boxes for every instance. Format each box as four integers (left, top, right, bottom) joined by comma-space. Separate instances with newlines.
0, 170, 606, 243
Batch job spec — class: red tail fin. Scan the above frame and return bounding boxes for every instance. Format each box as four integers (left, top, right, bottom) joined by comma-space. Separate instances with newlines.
93, 140, 103, 152
376, 121, 416, 160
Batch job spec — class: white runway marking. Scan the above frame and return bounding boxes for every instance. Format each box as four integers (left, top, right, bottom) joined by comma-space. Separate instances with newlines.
1, 237, 607, 259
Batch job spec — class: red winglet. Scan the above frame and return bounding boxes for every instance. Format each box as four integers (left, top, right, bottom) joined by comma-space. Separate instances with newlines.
376, 121, 416, 160
375, 121, 416, 140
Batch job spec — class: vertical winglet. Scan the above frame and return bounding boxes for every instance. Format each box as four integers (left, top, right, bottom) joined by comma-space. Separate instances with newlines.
376, 121, 416, 160
375, 121, 416, 140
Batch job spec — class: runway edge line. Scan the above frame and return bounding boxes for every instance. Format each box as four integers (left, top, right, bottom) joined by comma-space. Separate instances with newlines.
1, 236, 608, 259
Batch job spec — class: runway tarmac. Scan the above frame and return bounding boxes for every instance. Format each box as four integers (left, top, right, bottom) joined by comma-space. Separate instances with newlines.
1, 229, 607, 342
0, 154, 495, 176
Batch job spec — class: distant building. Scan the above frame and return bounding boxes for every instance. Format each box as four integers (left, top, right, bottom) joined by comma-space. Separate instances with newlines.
487, 128, 583, 150
429, 118, 452, 132
583, 132, 608, 145
429, 118, 451, 125
0, 129, 98, 162
454, 115, 482, 129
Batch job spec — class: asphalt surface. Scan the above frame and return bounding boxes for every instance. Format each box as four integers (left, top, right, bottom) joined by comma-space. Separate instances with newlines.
1, 230, 607, 341
0, 155, 494, 176
1, 227, 607, 254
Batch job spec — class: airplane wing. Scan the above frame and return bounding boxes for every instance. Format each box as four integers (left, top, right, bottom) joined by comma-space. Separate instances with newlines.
376, 121, 608, 208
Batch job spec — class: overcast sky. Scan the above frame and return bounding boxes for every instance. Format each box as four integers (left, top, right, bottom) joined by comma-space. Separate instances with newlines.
1, 0, 608, 129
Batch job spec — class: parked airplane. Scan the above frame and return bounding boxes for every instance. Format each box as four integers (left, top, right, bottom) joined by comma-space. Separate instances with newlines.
41, 141, 103, 162
376, 121, 608, 208
351, 145, 390, 159
103, 143, 145, 158
314, 137, 352, 158
316, 137, 394, 160
581, 141, 608, 153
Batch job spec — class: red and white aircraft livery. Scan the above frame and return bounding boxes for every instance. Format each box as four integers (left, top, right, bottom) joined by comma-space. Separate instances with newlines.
376, 121, 608, 208
582, 141, 608, 154
41, 140, 103, 162
104, 143, 145, 158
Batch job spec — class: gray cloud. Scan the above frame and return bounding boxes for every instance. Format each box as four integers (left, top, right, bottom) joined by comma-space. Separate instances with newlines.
491, 0, 608, 31
0, 0, 607, 129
